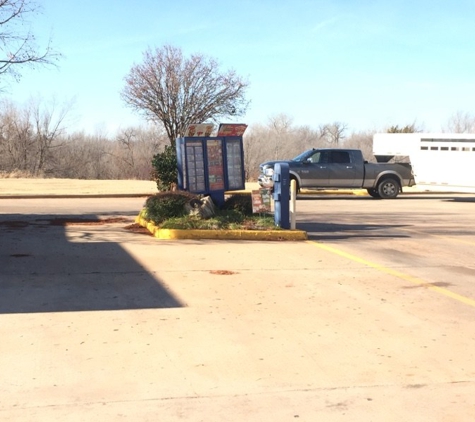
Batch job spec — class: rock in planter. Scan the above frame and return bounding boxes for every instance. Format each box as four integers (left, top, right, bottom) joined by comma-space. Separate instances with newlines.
184, 196, 216, 219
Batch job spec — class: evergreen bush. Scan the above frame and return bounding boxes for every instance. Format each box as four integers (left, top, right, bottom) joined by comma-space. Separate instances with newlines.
144, 191, 199, 224
222, 194, 253, 216
151, 145, 178, 191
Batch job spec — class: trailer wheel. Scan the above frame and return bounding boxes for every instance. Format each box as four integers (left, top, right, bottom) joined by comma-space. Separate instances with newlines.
367, 188, 381, 198
377, 178, 400, 199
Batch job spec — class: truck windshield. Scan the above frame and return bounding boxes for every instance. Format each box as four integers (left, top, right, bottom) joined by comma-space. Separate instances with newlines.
292, 150, 313, 162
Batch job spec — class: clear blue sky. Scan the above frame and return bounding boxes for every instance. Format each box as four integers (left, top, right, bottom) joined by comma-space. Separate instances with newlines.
4, 0, 475, 135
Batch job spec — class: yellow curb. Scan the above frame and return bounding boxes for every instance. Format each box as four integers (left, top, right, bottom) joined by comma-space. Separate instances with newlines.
228, 189, 368, 196
135, 215, 307, 241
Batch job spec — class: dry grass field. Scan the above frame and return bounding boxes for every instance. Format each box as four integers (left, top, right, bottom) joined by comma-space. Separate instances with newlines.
0, 178, 260, 196
0, 178, 158, 196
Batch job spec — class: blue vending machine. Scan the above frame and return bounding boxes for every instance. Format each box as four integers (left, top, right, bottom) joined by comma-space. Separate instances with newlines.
176, 123, 247, 207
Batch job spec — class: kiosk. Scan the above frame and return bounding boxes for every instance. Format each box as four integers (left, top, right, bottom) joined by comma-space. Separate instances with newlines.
176, 123, 247, 206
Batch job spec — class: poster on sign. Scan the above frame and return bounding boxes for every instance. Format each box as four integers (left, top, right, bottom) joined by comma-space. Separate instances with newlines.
206, 139, 225, 190
251, 189, 272, 213
217, 123, 248, 137
184, 124, 214, 137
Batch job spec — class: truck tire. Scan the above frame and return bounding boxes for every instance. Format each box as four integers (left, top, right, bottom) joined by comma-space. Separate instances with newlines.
377, 178, 400, 199
367, 188, 381, 198
290, 176, 300, 194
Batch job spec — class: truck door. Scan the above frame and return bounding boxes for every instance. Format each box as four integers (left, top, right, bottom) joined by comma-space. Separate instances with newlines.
298, 150, 331, 187
328, 151, 363, 187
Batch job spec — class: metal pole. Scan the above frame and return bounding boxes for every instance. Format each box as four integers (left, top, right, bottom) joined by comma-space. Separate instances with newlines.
290, 179, 296, 230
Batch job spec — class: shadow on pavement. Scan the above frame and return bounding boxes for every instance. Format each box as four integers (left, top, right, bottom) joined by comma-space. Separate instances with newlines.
297, 221, 411, 241
298, 194, 475, 201
445, 197, 475, 203
0, 214, 183, 314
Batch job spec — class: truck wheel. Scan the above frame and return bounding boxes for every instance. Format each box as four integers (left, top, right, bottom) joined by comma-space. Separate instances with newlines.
367, 188, 381, 198
377, 178, 400, 199
290, 176, 300, 194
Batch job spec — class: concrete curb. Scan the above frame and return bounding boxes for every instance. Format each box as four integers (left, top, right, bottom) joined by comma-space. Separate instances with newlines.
230, 188, 368, 196
135, 215, 308, 241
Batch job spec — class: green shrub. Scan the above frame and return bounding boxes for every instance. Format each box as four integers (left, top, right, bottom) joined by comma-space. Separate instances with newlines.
160, 215, 204, 230
151, 145, 178, 191
144, 191, 199, 225
222, 194, 253, 215
158, 210, 276, 230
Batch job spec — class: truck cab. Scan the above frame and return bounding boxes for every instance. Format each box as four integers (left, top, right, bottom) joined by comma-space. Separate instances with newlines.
259, 149, 365, 190
258, 148, 414, 198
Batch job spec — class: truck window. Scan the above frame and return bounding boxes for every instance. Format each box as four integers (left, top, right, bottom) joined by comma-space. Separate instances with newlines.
307, 151, 323, 163
307, 150, 349, 164
316, 151, 331, 163
331, 151, 351, 164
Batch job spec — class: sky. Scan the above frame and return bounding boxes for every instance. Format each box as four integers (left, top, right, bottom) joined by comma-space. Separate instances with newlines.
3, 0, 475, 136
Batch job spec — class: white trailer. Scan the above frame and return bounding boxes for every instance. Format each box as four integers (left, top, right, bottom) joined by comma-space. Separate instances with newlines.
373, 133, 475, 192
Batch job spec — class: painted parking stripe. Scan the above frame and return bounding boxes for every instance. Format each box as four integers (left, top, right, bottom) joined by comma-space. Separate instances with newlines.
307, 240, 475, 309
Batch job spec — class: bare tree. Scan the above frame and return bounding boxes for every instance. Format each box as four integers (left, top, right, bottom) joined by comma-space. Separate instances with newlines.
111, 126, 168, 179
264, 113, 322, 160
242, 116, 322, 181
115, 128, 138, 175
53, 132, 113, 180
51, 132, 88, 178
386, 122, 421, 133
0, 0, 59, 83
0, 99, 34, 172
121, 45, 250, 146
268, 113, 294, 159
0, 97, 71, 175
343, 130, 375, 161
293, 125, 323, 151
242, 125, 267, 181
318, 121, 348, 145
443, 111, 475, 133
30, 96, 71, 174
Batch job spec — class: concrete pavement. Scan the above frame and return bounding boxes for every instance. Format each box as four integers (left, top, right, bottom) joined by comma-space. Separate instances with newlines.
1, 206, 475, 421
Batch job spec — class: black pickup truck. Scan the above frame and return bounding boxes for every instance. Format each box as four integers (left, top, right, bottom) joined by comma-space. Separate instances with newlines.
258, 148, 415, 199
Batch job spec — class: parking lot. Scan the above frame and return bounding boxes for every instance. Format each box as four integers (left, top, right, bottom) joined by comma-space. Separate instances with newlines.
1, 193, 475, 421
298, 193, 475, 301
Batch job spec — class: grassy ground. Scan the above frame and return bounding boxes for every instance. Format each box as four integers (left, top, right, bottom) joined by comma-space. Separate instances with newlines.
0, 178, 158, 196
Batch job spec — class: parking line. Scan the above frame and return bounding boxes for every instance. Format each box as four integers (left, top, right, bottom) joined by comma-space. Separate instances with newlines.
307, 240, 475, 309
